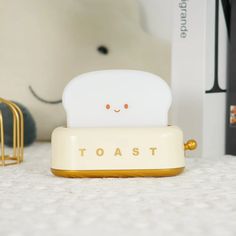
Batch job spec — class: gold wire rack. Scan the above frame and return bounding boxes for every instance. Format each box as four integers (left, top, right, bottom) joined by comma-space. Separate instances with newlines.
0, 98, 24, 166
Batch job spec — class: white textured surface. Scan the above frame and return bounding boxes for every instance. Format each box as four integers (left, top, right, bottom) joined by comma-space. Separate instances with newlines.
0, 143, 236, 236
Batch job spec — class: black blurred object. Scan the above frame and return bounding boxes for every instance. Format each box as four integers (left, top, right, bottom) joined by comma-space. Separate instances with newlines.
0, 102, 36, 146
221, 0, 231, 37
226, 0, 236, 155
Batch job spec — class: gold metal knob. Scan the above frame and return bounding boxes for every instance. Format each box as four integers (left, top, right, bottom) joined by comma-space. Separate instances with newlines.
184, 139, 197, 151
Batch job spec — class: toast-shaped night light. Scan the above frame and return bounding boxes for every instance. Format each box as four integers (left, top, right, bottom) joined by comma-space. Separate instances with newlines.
51, 70, 196, 178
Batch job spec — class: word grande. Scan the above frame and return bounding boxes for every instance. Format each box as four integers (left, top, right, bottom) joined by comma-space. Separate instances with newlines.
179, 0, 188, 38
78, 147, 158, 157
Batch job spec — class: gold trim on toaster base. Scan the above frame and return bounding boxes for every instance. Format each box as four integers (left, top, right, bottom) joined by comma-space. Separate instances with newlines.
51, 167, 185, 178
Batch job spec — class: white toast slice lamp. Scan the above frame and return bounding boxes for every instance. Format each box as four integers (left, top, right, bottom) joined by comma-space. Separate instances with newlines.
51, 70, 196, 178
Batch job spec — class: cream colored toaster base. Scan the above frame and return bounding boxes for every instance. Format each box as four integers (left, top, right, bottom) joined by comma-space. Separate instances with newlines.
51, 126, 185, 178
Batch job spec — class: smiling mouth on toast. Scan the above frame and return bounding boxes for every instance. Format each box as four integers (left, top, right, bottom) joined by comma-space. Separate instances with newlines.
29, 86, 62, 104
114, 109, 121, 113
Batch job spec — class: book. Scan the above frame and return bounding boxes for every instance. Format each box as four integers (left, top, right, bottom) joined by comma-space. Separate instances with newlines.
226, 1, 236, 155
171, 0, 230, 157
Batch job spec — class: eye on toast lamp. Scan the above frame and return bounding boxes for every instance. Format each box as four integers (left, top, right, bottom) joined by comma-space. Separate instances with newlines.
51, 70, 196, 177
0, 98, 24, 166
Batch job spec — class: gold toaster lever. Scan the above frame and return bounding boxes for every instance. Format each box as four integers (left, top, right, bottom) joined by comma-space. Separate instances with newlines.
184, 139, 197, 151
